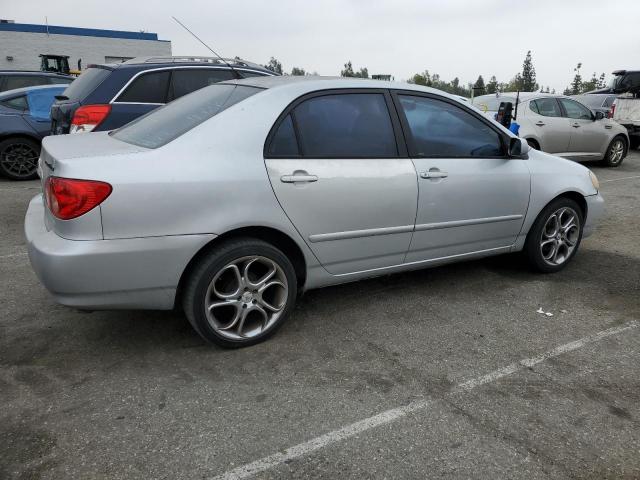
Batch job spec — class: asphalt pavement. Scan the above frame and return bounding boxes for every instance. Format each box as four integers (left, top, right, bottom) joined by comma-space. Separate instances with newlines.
1, 152, 639, 479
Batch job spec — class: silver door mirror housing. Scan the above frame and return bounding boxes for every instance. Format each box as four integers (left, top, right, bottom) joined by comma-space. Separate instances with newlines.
508, 137, 529, 159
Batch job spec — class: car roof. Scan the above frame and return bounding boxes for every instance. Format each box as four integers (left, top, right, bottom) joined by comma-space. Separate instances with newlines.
0, 84, 67, 99
94, 56, 273, 75
222, 75, 468, 99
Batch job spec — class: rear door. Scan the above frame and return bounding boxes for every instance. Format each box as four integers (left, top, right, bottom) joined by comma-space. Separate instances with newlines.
558, 98, 609, 156
265, 90, 418, 275
526, 98, 571, 153
393, 92, 530, 263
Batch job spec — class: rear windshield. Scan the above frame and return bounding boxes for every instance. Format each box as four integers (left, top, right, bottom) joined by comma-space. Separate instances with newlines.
111, 84, 261, 148
60, 67, 110, 101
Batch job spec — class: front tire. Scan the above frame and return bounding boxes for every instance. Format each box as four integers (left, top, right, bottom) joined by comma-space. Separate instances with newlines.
0, 137, 40, 180
524, 197, 584, 273
182, 238, 298, 348
602, 136, 627, 167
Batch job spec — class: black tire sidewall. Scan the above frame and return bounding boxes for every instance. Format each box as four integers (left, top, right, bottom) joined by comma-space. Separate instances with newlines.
185, 239, 298, 348
603, 136, 627, 167
525, 198, 584, 273
0, 137, 40, 180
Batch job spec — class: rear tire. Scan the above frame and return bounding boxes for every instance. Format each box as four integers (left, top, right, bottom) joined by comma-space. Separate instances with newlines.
602, 135, 627, 167
182, 238, 298, 348
0, 137, 40, 180
524, 197, 584, 273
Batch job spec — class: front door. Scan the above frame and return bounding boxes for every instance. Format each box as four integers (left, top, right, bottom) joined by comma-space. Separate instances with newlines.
393, 92, 531, 263
526, 98, 571, 153
265, 91, 418, 275
558, 98, 609, 157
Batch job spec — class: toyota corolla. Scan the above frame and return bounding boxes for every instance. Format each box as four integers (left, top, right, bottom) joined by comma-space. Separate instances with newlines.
25, 76, 604, 347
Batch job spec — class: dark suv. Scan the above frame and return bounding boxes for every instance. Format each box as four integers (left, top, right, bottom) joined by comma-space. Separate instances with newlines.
0, 71, 73, 93
589, 70, 640, 96
50, 56, 275, 135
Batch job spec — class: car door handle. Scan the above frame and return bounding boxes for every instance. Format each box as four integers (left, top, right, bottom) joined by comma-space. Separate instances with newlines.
280, 174, 318, 183
535, 121, 545, 126
420, 171, 448, 179
572, 123, 581, 128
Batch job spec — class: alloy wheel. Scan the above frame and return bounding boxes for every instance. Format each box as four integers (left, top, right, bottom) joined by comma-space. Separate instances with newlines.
608, 139, 625, 165
0, 142, 39, 179
539, 207, 580, 266
204, 255, 289, 340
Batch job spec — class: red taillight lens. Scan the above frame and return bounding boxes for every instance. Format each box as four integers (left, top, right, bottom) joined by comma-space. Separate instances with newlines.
70, 104, 111, 133
609, 103, 616, 119
45, 177, 112, 220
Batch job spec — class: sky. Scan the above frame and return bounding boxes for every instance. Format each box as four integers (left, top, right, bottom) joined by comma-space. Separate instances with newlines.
2, 0, 639, 91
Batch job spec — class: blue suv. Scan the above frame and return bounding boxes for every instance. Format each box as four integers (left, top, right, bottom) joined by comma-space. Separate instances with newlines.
50, 56, 275, 135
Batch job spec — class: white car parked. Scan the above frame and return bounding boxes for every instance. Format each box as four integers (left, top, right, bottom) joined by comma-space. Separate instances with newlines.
473, 92, 629, 167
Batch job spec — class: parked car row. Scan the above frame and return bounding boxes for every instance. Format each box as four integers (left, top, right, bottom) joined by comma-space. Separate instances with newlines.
26, 76, 604, 347
472, 92, 629, 167
0, 57, 274, 180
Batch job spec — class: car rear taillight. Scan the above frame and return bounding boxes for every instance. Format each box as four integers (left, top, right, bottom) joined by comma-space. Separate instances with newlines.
70, 104, 111, 133
609, 103, 616, 119
45, 177, 112, 220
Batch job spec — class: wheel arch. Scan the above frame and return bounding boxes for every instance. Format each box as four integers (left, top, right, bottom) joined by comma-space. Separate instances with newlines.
174, 225, 307, 309
0, 132, 42, 145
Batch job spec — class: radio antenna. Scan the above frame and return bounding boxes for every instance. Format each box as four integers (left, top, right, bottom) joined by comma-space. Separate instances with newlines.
171, 16, 237, 74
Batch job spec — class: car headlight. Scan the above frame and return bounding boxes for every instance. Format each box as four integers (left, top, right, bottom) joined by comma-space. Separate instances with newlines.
589, 171, 599, 191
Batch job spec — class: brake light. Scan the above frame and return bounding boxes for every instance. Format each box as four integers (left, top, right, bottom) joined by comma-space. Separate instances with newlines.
609, 103, 616, 119
70, 104, 111, 133
45, 177, 112, 220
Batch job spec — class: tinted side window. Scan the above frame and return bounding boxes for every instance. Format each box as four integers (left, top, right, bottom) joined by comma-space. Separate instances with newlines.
293, 93, 397, 157
169, 69, 236, 101
1, 95, 28, 111
117, 71, 171, 103
268, 114, 299, 156
559, 98, 592, 120
603, 96, 616, 108
529, 101, 540, 115
399, 95, 503, 157
238, 70, 267, 79
530, 98, 562, 117
4, 76, 47, 90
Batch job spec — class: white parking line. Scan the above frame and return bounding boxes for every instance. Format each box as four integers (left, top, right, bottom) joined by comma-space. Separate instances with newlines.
601, 175, 640, 183
212, 321, 638, 480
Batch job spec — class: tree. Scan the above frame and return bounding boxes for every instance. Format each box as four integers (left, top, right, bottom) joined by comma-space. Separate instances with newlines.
291, 67, 306, 76
409, 71, 432, 86
520, 50, 538, 92
598, 72, 606, 89
582, 72, 599, 93
265, 57, 283, 75
569, 63, 583, 95
486, 76, 498, 94
341, 61, 368, 78
473, 75, 485, 95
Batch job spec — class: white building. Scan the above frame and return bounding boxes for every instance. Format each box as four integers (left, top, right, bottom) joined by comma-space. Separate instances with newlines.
0, 20, 171, 71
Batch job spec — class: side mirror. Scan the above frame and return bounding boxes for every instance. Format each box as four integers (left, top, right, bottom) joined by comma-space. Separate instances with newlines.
508, 137, 529, 159
594, 111, 605, 121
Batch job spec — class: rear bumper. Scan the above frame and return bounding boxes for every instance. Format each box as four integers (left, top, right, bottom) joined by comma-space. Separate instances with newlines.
25, 195, 216, 310
583, 192, 605, 238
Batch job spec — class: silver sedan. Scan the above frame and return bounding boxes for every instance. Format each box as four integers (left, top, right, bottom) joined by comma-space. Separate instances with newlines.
26, 77, 604, 347
473, 92, 629, 167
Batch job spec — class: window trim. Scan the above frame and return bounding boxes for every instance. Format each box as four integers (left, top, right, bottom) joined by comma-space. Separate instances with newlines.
390, 90, 509, 159
264, 88, 408, 159
110, 66, 273, 105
